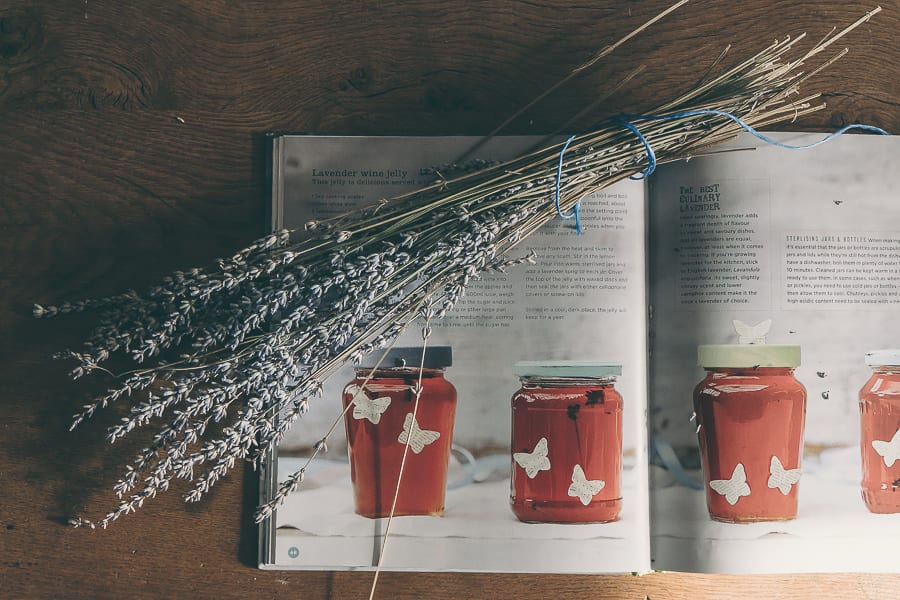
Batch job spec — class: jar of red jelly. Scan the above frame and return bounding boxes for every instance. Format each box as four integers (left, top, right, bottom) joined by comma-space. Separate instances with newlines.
342, 346, 456, 518
510, 361, 623, 523
694, 345, 806, 522
859, 349, 900, 514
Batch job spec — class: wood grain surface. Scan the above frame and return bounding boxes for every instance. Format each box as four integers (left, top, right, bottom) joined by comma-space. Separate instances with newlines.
1, 1, 897, 598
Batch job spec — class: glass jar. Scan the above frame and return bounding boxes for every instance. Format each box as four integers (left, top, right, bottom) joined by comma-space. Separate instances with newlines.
859, 349, 900, 514
510, 361, 623, 523
694, 345, 806, 522
342, 346, 456, 518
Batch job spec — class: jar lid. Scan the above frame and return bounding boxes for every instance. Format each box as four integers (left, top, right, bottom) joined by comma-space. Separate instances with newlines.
360, 346, 452, 369
865, 349, 900, 367
512, 360, 622, 378
698, 344, 801, 368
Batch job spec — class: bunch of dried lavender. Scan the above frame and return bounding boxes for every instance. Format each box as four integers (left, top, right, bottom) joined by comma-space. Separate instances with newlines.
35, 7, 881, 528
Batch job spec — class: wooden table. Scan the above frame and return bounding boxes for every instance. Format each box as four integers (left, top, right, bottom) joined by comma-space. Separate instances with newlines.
2, 1, 897, 597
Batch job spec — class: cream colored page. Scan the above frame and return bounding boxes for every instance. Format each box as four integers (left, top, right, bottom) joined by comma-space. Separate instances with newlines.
267, 135, 650, 573
648, 132, 900, 573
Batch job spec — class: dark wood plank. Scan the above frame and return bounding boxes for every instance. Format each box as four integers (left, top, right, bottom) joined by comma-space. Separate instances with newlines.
1, 0, 897, 597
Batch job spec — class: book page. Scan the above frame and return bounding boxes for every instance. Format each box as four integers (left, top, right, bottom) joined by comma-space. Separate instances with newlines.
648, 132, 900, 573
262, 135, 650, 573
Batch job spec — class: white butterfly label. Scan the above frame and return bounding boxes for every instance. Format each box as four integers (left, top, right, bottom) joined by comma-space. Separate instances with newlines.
709, 463, 751, 505
872, 428, 900, 468
513, 437, 551, 479
767, 455, 801, 495
567, 464, 605, 506
346, 384, 392, 425
397, 413, 441, 454
732, 318, 772, 344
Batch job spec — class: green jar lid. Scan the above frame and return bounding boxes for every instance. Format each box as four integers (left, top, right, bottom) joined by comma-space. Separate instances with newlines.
512, 360, 622, 378
698, 344, 801, 368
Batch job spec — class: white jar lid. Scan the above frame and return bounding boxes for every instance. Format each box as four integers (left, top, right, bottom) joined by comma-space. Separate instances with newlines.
865, 349, 900, 367
698, 344, 801, 368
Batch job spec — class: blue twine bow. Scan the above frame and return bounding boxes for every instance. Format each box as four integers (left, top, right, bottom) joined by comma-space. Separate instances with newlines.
618, 118, 658, 180
554, 134, 582, 234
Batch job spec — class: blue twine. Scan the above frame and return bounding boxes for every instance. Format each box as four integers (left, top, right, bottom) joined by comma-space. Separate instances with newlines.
650, 437, 704, 491
619, 119, 658, 180
555, 134, 581, 234
555, 109, 890, 232
619, 108, 890, 179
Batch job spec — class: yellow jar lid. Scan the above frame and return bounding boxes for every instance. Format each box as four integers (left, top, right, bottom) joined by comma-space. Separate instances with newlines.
697, 344, 801, 368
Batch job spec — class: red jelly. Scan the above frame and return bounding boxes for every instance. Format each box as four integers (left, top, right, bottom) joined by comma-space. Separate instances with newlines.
859, 349, 900, 514
694, 345, 806, 522
342, 346, 456, 518
510, 361, 623, 523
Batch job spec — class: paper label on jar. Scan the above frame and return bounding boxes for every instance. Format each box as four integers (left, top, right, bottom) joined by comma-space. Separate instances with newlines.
398, 413, 441, 454
346, 385, 392, 424
567, 464, 605, 506
872, 429, 900, 467
767, 455, 802, 495
709, 463, 751, 505
513, 437, 551, 479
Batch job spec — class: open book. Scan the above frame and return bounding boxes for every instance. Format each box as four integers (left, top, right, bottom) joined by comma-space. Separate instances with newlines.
259, 131, 900, 574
